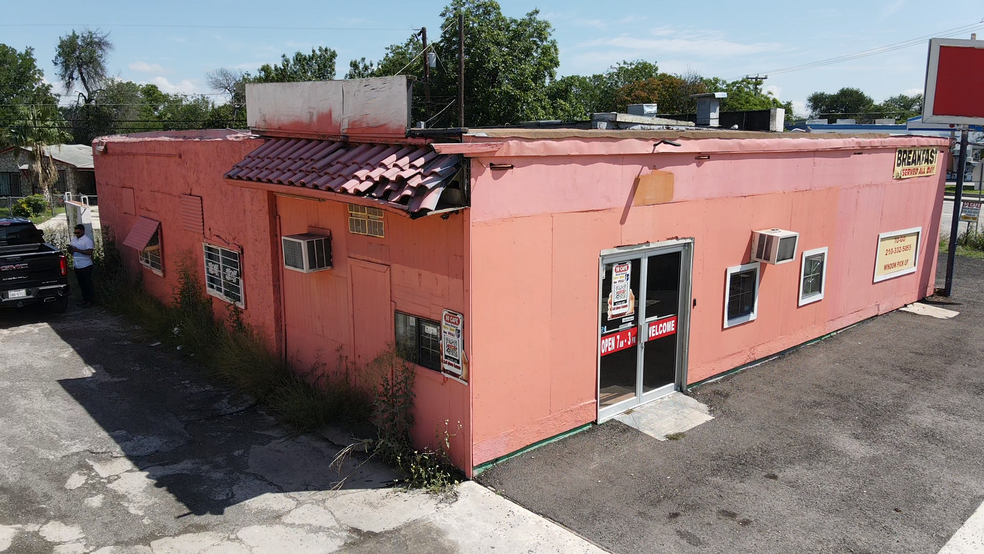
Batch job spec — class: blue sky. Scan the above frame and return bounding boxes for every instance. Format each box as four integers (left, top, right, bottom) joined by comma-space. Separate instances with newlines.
4, 0, 982, 117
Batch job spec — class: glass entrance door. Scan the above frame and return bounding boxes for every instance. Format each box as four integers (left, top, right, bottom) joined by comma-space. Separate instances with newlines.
598, 241, 692, 421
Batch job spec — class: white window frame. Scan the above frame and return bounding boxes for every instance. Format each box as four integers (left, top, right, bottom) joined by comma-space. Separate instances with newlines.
724, 262, 760, 329
203, 243, 245, 308
348, 204, 385, 238
138, 229, 163, 276
798, 247, 829, 306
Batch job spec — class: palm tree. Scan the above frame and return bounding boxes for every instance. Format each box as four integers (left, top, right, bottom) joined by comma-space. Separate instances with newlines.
7, 101, 70, 208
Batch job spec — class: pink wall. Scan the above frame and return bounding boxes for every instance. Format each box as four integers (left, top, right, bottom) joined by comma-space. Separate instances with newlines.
467, 135, 947, 466
275, 196, 472, 471
94, 131, 280, 349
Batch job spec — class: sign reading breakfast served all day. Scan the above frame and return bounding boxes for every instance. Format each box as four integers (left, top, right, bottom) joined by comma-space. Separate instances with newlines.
893, 147, 939, 179
873, 228, 921, 283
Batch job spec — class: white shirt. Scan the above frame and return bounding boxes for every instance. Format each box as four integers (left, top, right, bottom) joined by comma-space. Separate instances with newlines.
71, 235, 94, 269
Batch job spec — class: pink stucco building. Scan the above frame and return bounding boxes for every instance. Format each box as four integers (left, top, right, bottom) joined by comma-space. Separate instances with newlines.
94, 79, 947, 477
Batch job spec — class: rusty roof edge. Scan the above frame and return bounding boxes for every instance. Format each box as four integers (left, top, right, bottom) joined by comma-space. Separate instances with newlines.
251, 128, 433, 147
223, 177, 417, 218
431, 142, 503, 156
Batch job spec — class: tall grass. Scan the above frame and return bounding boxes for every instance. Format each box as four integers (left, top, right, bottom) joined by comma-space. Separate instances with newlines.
92, 239, 373, 435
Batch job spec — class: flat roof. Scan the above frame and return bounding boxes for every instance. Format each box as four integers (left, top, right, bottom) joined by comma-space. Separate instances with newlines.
464, 128, 913, 141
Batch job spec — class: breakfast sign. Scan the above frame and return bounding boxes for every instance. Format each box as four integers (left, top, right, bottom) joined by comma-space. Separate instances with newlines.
893, 147, 939, 180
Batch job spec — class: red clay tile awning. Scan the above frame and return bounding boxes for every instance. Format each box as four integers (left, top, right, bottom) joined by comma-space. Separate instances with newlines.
224, 139, 464, 215
123, 216, 160, 250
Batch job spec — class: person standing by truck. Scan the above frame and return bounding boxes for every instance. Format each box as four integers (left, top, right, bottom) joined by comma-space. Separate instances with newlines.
68, 224, 94, 307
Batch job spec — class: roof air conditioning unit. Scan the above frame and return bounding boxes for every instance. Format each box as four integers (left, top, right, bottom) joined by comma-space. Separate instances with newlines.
751, 228, 799, 265
282, 232, 332, 273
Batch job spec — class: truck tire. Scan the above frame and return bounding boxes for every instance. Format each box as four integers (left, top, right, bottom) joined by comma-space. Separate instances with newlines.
46, 296, 68, 314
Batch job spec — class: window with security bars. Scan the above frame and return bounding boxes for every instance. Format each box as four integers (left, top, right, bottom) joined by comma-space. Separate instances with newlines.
799, 247, 828, 306
348, 204, 385, 238
395, 312, 442, 371
0, 173, 19, 196
203, 243, 244, 308
724, 262, 759, 328
138, 229, 163, 275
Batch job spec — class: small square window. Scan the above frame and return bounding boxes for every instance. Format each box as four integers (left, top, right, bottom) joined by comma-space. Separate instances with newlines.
138, 229, 163, 275
799, 247, 828, 306
394, 311, 441, 371
348, 204, 384, 238
724, 262, 759, 328
203, 243, 244, 308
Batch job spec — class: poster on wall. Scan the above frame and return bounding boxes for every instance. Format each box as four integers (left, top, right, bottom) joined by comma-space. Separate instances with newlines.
607, 262, 635, 319
441, 309, 464, 378
873, 227, 921, 283
893, 147, 939, 179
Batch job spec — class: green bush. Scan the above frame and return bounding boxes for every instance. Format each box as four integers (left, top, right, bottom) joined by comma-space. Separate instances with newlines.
12, 195, 48, 218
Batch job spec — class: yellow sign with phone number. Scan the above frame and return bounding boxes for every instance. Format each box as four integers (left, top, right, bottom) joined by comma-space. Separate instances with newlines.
874, 228, 921, 282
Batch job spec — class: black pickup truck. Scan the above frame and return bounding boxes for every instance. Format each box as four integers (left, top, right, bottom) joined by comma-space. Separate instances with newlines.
0, 218, 70, 312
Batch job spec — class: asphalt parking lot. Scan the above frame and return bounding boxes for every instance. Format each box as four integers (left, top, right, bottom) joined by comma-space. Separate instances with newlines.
0, 304, 601, 553
477, 255, 984, 553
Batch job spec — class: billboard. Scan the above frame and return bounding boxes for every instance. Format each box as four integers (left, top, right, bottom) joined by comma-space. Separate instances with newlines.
923, 38, 984, 125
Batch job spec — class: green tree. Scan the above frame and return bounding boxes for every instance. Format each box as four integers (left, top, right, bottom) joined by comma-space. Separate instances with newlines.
345, 58, 377, 79
875, 93, 922, 123
53, 29, 113, 104
807, 87, 875, 123
253, 47, 337, 82
0, 45, 62, 143
616, 72, 707, 114
7, 102, 70, 199
205, 68, 247, 128
426, 0, 559, 126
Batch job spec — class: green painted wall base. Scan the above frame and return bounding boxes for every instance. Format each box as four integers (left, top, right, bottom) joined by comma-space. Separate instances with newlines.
472, 423, 594, 476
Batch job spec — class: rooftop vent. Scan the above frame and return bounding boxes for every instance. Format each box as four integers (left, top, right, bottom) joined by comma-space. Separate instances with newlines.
627, 104, 659, 116
691, 92, 727, 127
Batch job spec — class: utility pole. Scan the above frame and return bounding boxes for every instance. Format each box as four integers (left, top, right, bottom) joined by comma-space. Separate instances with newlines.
458, 12, 465, 128
421, 27, 429, 123
944, 127, 970, 296
743, 74, 767, 94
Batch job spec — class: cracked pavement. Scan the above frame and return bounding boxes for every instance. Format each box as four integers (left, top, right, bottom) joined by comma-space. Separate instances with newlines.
0, 307, 603, 553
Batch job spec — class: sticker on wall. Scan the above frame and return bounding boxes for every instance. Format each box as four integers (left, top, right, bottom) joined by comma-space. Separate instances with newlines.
441, 309, 464, 377
607, 262, 635, 319
893, 147, 939, 179
873, 227, 921, 283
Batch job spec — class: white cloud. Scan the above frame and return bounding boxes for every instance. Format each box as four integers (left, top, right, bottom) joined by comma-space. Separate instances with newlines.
903, 88, 923, 97
792, 100, 807, 118
149, 76, 201, 95
129, 61, 166, 73
882, 0, 906, 17
577, 34, 782, 58
765, 85, 781, 98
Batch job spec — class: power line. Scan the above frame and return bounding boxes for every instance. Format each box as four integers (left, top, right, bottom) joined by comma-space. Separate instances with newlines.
734, 21, 984, 80
0, 23, 418, 32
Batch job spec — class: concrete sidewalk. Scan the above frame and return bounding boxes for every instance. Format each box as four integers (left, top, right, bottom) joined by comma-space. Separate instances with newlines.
477, 254, 984, 553
0, 306, 602, 553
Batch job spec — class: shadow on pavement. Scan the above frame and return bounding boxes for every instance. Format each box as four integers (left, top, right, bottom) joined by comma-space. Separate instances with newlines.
0, 303, 396, 518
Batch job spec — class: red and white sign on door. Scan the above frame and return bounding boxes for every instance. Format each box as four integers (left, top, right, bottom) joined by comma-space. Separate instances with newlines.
647, 315, 677, 341
600, 327, 637, 356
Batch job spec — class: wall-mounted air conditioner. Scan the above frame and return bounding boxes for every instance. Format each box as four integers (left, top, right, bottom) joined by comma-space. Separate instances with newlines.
751, 228, 799, 265
282, 232, 332, 273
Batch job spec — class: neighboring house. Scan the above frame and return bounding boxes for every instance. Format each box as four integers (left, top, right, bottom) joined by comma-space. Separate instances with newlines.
94, 78, 948, 477
0, 144, 95, 197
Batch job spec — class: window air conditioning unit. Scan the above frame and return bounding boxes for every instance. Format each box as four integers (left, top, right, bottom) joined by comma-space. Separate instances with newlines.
282, 232, 332, 273
751, 228, 799, 265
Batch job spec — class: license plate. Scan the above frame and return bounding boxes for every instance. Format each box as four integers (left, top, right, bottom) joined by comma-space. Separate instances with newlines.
8, 289, 27, 299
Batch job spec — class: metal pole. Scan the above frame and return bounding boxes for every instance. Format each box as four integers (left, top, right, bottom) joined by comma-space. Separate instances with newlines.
458, 12, 465, 128
421, 27, 429, 124
944, 128, 969, 296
